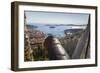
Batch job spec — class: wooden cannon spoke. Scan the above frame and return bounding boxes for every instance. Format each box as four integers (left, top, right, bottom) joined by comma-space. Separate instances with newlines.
72, 15, 90, 59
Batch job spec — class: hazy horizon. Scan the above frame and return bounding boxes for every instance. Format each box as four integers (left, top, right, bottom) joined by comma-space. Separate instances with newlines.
26, 22, 87, 25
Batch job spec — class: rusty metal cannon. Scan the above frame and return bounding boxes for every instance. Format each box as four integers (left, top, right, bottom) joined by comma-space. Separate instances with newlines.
44, 36, 70, 60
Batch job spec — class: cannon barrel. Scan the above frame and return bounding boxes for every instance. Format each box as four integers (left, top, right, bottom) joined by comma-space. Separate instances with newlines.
44, 36, 70, 60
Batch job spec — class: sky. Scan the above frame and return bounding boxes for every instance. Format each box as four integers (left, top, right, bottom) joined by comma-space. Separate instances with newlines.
25, 11, 89, 25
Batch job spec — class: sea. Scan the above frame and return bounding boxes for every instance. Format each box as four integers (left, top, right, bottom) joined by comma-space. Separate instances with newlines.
29, 23, 86, 37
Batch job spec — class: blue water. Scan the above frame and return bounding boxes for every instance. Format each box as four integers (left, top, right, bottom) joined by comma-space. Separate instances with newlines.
29, 23, 86, 37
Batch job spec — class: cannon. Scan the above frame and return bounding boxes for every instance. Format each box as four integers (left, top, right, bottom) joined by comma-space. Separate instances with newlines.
44, 36, 70, 60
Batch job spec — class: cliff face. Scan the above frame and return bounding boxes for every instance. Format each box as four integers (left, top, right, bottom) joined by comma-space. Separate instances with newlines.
24, 26, 33, 61
24, 25, 47, 61
25, 25, 46, 47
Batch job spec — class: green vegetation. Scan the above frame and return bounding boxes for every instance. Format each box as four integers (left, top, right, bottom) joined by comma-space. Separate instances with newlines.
32, 47, 49, 61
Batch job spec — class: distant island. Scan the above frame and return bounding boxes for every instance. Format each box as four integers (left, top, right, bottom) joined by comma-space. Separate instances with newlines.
26, 23, 87, 28
45, 24, 87, 26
